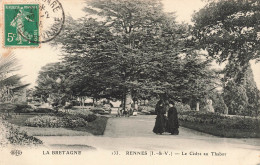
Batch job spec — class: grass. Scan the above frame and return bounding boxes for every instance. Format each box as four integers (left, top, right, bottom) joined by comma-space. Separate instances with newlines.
180, 121, 260, 138
69, 116, 108, 135
20, 127, 92, 136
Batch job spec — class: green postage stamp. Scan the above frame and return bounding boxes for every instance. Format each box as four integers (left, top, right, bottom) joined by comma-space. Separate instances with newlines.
4, 4, 39, 47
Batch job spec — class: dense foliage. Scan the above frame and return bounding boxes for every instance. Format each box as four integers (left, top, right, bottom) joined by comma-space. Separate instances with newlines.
34, 0, 220, 111
179, 111, 260, 137
25, 112, 97, 128
32, 0, 260, 116
1, 120, 42, 146
193, 0, 260, 116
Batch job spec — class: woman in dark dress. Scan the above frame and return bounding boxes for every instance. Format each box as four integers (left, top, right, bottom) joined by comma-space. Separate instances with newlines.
166, 101, 179, 135
153, 99, 167, 134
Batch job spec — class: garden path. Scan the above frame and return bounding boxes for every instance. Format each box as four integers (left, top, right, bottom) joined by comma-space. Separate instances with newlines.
38, 115, 260, 151
23, 115, 260, 164
1, 116, 259, 165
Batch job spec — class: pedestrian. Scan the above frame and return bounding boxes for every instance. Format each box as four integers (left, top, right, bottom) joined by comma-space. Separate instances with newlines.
166, 101, 179, 135
153, 99, 167, 135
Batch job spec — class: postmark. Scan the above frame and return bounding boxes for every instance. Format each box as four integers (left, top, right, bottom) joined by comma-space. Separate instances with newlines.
4, 4, 40, 47
28, 0, 65, 43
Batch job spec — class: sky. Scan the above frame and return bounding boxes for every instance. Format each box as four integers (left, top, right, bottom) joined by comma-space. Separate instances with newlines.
1, 0, 260, 89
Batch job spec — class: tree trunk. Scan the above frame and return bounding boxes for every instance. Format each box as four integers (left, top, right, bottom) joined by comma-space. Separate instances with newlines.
123, 95, 126, 111
81, 97, 84, 107
125, 91, 132, 110
121, 96, 124, 109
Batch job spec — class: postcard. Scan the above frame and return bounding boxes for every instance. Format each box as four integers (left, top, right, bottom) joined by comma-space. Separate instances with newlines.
0, 0, 259, 165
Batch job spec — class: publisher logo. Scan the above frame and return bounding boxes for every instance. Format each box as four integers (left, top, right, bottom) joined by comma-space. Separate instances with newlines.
10, 149, 22, 156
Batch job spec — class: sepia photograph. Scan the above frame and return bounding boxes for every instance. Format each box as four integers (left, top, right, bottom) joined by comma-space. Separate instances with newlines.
0, 0, 260, 164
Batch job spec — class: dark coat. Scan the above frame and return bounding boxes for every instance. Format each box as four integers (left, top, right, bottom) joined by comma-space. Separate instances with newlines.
153, 103, 166, 134
166, 107, 179, 134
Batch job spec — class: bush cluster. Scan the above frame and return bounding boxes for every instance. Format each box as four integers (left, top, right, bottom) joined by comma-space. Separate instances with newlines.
25, 112, 97, 128
179, 111, 260, 130
53, 111, 97, 122
34, 108, 54, 113
25, 115, 63, 128
14, 104, 33, 114
2, 121, 43, 145
0, 113, 13, 120
61, 115, 87, 128
0, 103, 17, 113
75, 113, 97, 122
6, 104, 55, 114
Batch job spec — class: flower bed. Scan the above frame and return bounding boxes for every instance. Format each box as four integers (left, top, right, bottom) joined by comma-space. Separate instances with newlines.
179, 111, 260, 138
25, 115, 64, 128
24, 112, 95, 128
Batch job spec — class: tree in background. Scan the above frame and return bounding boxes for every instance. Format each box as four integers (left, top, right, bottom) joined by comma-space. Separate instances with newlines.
53, 1, 178, 109
193, 0, 260, 116
34, 62, 72, 106
52, 17, 121, 103
223, 64, 260, 116
84, 0, 173, 108
224, 80, 248, 116
52, 0, 219, 110
193, 0, 259, 73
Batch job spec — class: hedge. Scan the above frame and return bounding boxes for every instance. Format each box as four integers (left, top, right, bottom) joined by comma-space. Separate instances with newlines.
179, 111, 260, 138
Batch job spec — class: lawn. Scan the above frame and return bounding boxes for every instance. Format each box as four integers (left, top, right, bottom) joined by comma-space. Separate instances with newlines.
20, 127, 92, 136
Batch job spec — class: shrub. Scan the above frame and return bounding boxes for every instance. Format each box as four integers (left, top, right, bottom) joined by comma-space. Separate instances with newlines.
71, 110, 97, 122
53, 110, 97, 122
25, 114, 88, 128
14, 104, 33, 114
84, 114, 97, 122
61, 115, 87, 128
179, 111, 260, 131
34, 108, 54, 113
0, 113, 13, 120
7, 126, 43, 145
2, 121, 42, 145
0, 103, 17, 113
175, 102, 191, 112
25, 109, 97, 129
25, 115, 63, 128
53, 111, 67, 117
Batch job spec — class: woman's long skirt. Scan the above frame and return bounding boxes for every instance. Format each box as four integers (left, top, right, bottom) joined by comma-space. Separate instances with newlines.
153, 114, 166, 134
166, 115, 179, 135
